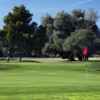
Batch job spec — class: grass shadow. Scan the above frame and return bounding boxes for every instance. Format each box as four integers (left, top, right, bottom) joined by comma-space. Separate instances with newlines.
96, 69, 100, 71
0, 58, 6, 61
0, 58, 19, 61
21, 60, 41, 63
88, 60, 100, 62
0, 68, 12, 70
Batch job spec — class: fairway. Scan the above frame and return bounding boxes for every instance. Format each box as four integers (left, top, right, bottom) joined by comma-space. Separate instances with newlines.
0, 58, 100, 100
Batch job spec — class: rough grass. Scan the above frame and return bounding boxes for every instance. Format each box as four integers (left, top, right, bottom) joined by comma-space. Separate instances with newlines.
0, 57, 100, 100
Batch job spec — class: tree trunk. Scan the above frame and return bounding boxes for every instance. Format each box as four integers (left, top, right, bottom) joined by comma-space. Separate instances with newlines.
70, 56, 76, 61
77, 55, 83, 61
76, 51, 83, 61
60, 51, 75, 61
76, 51, 88, 62
69, 55, 71, 61
83, 55, 88, 61
26, 52, 28, 57
7, 51, 10, 63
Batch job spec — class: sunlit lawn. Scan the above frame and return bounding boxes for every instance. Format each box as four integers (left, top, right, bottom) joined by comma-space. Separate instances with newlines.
0, 57, 100, 100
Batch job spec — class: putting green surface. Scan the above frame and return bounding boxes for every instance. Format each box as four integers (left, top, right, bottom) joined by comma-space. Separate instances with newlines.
0, 58, 100, 100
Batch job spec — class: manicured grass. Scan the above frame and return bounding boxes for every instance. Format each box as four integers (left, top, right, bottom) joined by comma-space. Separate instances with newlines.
0, 58, 100, 100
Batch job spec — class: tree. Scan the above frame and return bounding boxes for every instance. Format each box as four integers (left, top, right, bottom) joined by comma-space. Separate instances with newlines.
3, 5, 37, 62
0, 30, 10, 62
41, 14, 54, 27
42, 9, 100, 61
41, 14, 54, 40
86, 8, 100, 23
0, 41, 4, 57
22, 22, 38, 57
41, 14, 56, 55
63, 29, 98, 61
71, 9, 85, 19
32, 25, 47, 56
41, 11, 76, 60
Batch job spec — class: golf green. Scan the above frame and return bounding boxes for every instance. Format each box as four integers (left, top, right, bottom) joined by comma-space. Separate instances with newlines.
0, 58, 100, 100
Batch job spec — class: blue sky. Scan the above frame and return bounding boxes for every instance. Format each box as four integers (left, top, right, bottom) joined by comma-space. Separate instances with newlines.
0, 0, 100, 29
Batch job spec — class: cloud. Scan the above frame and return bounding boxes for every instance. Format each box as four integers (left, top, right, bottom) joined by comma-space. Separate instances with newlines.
37, 9, 51, 13
68, 0, 92, 6
34, 7, 60, 14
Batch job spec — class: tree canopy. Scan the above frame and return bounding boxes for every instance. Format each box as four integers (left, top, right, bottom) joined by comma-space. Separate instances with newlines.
2, 5, 37, 62
41, 8, 100, 61
0, 6, 100, 62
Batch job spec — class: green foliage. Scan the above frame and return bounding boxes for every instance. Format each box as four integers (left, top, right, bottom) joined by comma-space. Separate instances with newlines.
42, 11, 75, 57
32, 25, 47, 54
63, 29, 97, 52
1, 5, 38, 60
54, 38, 64, 51
41, 14, 54, 27
41, 14, 54, 40
71, 9, 85, 18
0, 6, 100, 61
3, 5, 35, 45
86, 8, 100, 23
42, 42, 58, 54
53, 11, 74, 38
63, 29, 99, 61
41, 8, 100, 60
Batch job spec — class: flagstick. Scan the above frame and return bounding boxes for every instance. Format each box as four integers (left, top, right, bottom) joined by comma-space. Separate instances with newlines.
86, 57, 87, 78
83, 47, 88, 78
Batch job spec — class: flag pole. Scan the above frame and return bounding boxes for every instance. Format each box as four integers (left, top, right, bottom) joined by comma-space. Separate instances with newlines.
86, 57, 87, 78
83, 47, 88, 78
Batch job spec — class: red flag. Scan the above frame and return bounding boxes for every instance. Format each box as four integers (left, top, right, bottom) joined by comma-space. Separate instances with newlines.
43, 51, 45, 54
83, 47, 87, 55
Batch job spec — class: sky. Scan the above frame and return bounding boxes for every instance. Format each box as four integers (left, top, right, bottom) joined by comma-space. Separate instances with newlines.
0, 0, 100, 29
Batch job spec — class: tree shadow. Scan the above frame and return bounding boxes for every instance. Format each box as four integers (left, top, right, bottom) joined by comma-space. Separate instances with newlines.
0, 68, 12, 70
0, 58, 18, 61
0, 58, 6, 61
96, 69, 100, 71
91, 69, 100, 71
88, 60, 100, 62
21, 60, 41, 63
